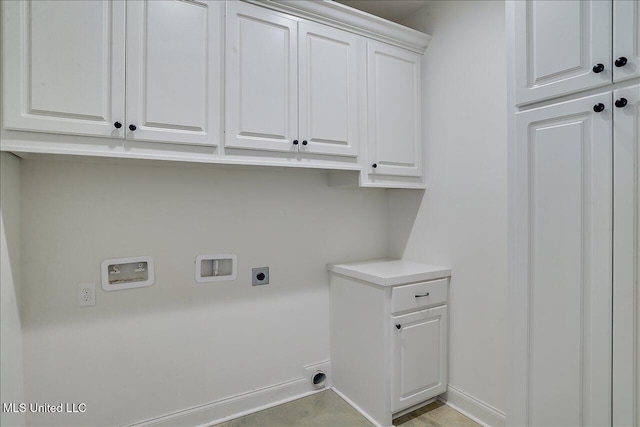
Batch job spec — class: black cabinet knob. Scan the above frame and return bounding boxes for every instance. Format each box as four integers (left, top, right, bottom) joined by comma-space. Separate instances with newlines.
256, 272, 266, 281
129, 124, 137, 131
593, 103, 605, 113
396, 324, 401, 329
372, 163, 377, 169
592, 63, 605, 73
615, 98, 628, 108
293, 139, 299, 145
302, 140, 308, 145
615, 57, 628, 67
114, 121, 122, 129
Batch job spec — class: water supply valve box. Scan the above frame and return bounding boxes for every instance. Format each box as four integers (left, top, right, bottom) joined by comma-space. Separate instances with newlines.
101, 256, 155, 291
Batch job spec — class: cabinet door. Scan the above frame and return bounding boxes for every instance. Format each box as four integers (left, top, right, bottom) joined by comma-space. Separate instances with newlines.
512, 93, 612, 426
126, 0, 222, 145
391, 305, 447, 413
225, 2, 298, 153
2, 0, 125, 138
367, 41, 422, 178
613, 0, 640, 82
612, 84, 640, 426
298, 22, 360, 157
514, 1, 611, 105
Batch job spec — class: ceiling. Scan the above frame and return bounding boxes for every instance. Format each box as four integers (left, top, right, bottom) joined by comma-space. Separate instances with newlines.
333, 0, 429, 24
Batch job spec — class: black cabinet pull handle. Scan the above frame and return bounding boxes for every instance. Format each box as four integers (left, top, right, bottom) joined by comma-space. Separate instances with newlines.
129, 124, 137, 131
302, 140, 308, 146
593, 103, 605, 113
114, 121, 122, 129
592, 63, 605, 73
415, 293, 430, 298
372, 163, 377, 169
615, 57, 628, 67
615, 98, 628, 108
396, 324, 401, 329
293, 139, 299, 145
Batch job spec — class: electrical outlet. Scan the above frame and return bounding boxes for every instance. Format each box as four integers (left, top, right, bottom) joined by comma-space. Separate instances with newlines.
252, 267, 269, 286
77, 283, 96, 307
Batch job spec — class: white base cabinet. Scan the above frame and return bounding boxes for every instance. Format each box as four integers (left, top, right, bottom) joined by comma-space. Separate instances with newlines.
329, 260, 450, 427
391, 304, 447, 413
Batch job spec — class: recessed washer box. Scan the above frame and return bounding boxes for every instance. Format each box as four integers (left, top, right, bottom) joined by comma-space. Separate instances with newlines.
101, 256, 154, 291
196, 254, 237, 283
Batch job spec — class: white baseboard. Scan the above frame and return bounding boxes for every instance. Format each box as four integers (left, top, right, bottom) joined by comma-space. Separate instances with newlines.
440, 385, 506, 427
127, 377, 318, 427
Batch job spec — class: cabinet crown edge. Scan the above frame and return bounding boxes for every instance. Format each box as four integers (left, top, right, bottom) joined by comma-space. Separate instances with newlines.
243, 0, 432, 54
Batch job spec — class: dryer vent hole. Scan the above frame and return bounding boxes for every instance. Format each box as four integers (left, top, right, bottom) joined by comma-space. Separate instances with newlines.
312, 371, 326, 389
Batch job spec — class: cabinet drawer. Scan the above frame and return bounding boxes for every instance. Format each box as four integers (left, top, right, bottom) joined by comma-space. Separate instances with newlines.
391, 278, 448, 314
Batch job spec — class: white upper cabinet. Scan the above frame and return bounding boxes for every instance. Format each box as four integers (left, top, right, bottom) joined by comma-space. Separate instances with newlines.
298, 22, 360, 157
225, 2, 361, 157
225, 1, 298, 153
2, 0, 126, 137
126, 0, 223, 145
2, 0, 430, 186
2, 0, 222, 145
514, 0, 612, 105
366, 41, 422, 178
614, 0, 640, 83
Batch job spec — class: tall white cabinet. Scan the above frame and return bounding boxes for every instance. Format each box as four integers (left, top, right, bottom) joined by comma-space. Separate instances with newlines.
509, 1, 640, 425
513, 0, 640, 105
614, 0, 640, 83
513, 1, 612, 105
613, 83, 640, 427
513, 93, 613, 426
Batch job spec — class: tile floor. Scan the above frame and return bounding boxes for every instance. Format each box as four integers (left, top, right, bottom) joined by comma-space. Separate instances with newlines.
214, 390, 480, 427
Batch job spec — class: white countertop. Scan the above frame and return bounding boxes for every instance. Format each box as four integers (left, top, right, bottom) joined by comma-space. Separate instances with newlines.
328, 258, 451, 286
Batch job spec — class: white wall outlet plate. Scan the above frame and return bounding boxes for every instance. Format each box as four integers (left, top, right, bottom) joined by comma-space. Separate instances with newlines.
77, 283, 96, 307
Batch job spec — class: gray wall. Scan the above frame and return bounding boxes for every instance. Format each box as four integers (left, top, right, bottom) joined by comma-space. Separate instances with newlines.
1, 152, 25, 427
19, 157, 388, 426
